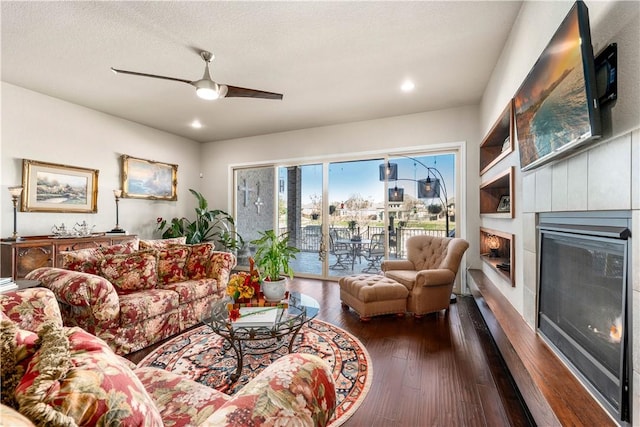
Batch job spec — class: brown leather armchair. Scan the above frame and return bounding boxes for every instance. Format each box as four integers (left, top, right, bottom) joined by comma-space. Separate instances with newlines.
381, 235, 469, 317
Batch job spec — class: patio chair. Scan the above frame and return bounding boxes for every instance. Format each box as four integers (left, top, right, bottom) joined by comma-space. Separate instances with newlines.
362, 233, 385, 273
329, 229, 353, 270
334, 228, 352, 241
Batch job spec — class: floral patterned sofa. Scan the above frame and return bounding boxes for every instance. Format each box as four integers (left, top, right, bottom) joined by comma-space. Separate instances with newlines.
25, 238, 236, 355
0, 287, 337, 426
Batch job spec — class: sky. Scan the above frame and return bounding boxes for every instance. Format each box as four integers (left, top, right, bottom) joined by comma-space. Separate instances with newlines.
285, 153, 456, 207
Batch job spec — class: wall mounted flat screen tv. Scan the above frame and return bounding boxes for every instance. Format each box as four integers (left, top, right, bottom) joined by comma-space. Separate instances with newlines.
515, 1, 601, 172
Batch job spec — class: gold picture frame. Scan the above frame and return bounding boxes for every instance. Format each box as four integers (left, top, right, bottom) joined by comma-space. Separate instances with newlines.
21, 159, 98, 213
121, 155, 177, 200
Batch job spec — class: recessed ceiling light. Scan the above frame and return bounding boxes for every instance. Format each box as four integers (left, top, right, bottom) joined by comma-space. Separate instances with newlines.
191, 120, 203, 129
401, 80, 415, 92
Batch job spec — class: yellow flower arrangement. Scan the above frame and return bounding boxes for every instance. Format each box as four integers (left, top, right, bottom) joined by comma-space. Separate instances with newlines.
227, 272, 255, 300
226, 258, 262, 301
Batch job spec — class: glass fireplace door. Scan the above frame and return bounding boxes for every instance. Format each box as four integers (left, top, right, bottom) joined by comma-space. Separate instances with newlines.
538, 230, 628, 417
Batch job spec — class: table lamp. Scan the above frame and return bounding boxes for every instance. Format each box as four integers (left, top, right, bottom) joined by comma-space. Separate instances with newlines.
109, 189, 126, 233
7, 186, 23, 240
487, 234, 500, 258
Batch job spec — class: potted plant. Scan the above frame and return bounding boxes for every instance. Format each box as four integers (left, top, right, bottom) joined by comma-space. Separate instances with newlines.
156, 189, 243, 251
309, 193, 321, 220
251, 230, 299, 301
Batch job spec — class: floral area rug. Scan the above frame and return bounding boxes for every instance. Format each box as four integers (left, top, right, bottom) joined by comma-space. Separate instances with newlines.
138, 319, 372, 426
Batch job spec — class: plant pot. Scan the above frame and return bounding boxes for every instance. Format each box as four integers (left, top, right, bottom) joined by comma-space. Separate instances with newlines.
261, 278, 287, 302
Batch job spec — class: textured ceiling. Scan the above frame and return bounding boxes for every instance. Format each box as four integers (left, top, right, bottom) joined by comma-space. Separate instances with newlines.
1, 1, 522, 143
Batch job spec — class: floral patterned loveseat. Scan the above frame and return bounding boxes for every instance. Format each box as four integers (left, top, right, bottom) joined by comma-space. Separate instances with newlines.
0, 287, 337, 426
25, 237, 236, 355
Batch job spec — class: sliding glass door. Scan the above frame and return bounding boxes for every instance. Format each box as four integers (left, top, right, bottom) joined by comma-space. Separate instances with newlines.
276, 164, 324, 276
384, 154, 456, 258
327, 159, 385, 278
232, 150, 457, 279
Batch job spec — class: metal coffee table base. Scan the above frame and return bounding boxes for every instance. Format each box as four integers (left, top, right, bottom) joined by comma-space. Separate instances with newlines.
221, 323, 306, 382
203, 292, 320, 385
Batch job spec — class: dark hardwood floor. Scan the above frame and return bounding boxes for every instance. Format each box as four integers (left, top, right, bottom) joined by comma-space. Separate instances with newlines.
127, 278, 533, 427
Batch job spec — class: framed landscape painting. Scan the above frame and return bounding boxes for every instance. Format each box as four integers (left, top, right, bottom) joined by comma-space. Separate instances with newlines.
121, 155, 177, 200
21, 159, 98, 213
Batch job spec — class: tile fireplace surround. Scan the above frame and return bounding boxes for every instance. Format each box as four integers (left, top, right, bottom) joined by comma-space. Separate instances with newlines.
516, 130, 640, 424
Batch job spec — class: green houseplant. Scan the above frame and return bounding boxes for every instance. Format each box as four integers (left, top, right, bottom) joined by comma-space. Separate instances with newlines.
156, 189, 243, 250
251, 230, 299, 301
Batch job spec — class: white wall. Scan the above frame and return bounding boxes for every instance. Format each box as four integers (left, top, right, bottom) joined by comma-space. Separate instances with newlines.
201, 104, 482, 269
1, 82, 203, 239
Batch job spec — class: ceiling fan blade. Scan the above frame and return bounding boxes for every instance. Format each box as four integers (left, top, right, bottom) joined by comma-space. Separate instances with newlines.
111, 67, 192, 85
225, 85, 283, 100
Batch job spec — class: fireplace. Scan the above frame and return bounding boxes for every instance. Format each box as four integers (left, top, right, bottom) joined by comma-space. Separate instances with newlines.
538, 211, 631, 423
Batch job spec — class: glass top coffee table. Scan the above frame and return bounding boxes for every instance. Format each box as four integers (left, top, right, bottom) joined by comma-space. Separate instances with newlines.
202, 291, 320, 383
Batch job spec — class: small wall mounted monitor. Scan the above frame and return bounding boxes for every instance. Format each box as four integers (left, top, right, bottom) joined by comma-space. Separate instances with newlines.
515, 1, 601, 172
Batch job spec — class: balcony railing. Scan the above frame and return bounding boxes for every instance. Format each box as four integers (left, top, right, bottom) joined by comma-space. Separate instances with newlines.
281, 225, 447, 257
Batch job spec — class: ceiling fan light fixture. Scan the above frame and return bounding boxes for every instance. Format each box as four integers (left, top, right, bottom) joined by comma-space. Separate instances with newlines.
111, 50, 281, 101
196, 87, 218, 100
195, 79, 220, 100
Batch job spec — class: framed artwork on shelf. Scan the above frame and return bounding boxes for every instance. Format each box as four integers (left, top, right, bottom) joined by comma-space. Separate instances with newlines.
21, 159, 98, 213
496, 195, 511, 213
501, 136, 511, 152
121, 155, 177, 201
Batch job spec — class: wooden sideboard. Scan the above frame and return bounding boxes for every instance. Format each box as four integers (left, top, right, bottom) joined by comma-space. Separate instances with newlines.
1, 234, 137, 280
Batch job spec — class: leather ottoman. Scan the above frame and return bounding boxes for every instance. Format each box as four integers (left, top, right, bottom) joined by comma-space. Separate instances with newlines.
338, 273, 408, 321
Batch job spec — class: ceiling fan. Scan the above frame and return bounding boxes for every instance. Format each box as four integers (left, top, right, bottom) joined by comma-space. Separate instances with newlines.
111, 51, 283, 101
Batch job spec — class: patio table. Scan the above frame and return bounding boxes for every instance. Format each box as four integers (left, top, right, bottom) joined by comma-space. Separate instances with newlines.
336, 238, 371, 270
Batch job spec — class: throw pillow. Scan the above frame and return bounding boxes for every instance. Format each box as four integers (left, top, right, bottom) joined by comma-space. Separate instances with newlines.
14, 322, 163, 426
100, 251, 158, 293
15, 321, 74, 426
0, 317, 38, 366
155, 246, 189, 285
139, 237, 187, 250
0, 319, 36, 409
184, 243, 214, 280
59, 247, 102, 275
99, 239, 140, 256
